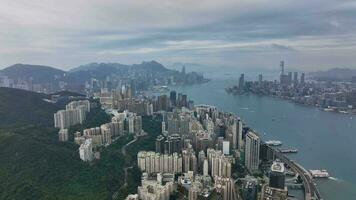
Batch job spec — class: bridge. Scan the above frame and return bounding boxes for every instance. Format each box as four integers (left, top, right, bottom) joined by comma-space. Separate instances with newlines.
270, 147, 323, 200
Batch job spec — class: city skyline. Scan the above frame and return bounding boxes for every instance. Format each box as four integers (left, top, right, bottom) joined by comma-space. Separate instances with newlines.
1, 0, 356, 70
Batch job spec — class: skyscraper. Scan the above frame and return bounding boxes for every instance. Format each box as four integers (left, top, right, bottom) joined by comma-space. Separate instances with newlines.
293, 72, 298, 86
288, 72, 292, 85
245, 131, 260, 171
237, 119, 243, 151
269, 160, 286, 190
258, 74, 263, 85
300, 73, 305, 85
156, 135, 165, 153
170, 91, 177, 107
239, 74, 245, 89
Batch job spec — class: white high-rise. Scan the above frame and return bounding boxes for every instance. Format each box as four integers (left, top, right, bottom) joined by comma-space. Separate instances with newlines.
79, 138, 94, 162
245, 131, 260, 171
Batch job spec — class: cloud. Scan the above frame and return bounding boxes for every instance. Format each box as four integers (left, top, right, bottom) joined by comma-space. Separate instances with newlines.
0, 0, 355, 70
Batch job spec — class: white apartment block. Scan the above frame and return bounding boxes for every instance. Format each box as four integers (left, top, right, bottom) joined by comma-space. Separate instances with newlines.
54, 100, 90, 129
245, 131, 260, 171
58, 129, 68, 142
137, 151, 183, 174
79, 138, 94, 162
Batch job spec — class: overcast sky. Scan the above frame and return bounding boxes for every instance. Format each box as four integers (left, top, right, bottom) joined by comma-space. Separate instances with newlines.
0, 0, 356, 71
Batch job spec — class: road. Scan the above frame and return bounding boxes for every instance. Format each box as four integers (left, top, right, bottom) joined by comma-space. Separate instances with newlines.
272, 148, 322, 200
121, 136, 137, 186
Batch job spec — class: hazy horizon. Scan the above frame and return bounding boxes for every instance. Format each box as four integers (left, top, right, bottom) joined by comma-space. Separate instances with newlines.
1, 0, 356, 71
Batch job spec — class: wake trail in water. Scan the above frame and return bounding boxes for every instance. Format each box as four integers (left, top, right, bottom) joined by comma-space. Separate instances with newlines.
329, 177, 341, 181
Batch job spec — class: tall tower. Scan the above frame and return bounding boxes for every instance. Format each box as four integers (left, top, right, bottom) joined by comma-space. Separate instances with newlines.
239, 74, 245, 89
245, 131, 260, 171
280, 61, 285, 75
300, 73, 305, 85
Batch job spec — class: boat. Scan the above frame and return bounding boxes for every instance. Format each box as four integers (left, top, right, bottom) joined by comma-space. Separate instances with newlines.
309, 169, 330, 178
279, 148, 298, 153
265, 140, 282, 146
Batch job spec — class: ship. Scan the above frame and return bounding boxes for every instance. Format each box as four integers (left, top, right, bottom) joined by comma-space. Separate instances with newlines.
265, 140, 282, 146
309, 169, 330, 178
279, 148, 298, 153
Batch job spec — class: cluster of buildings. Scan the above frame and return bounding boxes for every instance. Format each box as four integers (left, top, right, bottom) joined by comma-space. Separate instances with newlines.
98, 88, 194, 116
126, 93, 291, 200
227, 61, 356, 114
54, 100, 90, 130
75, 110, 143, 162
54, 100, 91, 142
53, 99, 144, 162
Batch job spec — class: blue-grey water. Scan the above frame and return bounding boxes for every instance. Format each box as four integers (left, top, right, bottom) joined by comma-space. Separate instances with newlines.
172, 79, 356, 200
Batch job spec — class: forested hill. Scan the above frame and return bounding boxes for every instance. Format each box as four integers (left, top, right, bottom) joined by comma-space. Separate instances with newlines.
0, 87, 60, 127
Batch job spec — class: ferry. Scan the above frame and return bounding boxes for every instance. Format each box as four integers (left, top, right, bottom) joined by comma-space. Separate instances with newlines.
265, 140, 282, 146
309, 169, 330, 178
279, 148, 298, 153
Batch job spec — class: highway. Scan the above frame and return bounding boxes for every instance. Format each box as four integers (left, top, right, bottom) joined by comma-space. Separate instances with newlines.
271, 147, 322, 200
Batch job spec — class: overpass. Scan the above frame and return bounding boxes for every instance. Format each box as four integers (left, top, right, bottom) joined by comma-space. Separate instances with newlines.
270, 147, 323, 200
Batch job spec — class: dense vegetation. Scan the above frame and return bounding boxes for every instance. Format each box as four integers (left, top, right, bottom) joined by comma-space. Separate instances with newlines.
0, 87, 60, 127
0, 88, 162, 200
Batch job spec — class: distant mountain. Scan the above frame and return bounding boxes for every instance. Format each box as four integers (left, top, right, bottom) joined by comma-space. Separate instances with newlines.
69, 62, 128, 72
309, 68, 356, 81
66, 60, 173, 84
70, 60, 169, 73
131, 60, 169, 72
0, 64, 66, 83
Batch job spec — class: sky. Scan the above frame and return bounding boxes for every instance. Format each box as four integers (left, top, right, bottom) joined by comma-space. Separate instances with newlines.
0, 0, 356, 71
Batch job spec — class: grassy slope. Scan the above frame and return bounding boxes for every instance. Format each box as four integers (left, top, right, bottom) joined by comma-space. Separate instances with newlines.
0, 87, 162, 200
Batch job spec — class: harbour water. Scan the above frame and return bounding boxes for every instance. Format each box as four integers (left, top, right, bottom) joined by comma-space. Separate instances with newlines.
172, 78, 356, 200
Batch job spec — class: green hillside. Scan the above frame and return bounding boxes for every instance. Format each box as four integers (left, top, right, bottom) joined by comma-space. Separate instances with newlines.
0, 88, 162, 200
0, 87, 60, 127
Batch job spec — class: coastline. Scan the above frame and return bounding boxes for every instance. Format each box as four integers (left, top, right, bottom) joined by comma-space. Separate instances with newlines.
225, 88, 355, 116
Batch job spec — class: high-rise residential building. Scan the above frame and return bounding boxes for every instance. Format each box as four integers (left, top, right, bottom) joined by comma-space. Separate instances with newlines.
182, 149, 197, 173
203, 159, 209, 176
269, 160, 286, 190
223, 141, 230, 155
137, 151, 182, 174
164, 134, 182, 154
66, 100, 90, 112
156, 135, 165, 153
58, 129, 68, 142
245, 131, 260, 171
237, 118, 243, 151
207, 148, 232, 178
54, 100, 90, 129
79, 138, 94, 162
137, 173, 175, 200
214, 177, 235, 200
198, 150, 206, 173
54, 109, 85, 129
